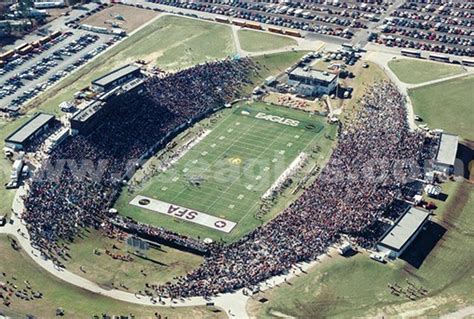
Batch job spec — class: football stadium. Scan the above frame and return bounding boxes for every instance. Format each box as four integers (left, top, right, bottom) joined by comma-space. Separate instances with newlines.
0, 1, 473, 318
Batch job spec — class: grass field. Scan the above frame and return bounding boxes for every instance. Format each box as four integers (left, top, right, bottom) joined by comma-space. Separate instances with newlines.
0, 116, 35, 218
409, 75, 474, 141
243, 50, 308, 95
388, 58, 465, 84
115, 102, 335, 241
248, 180, 474, 318
0, 235, 223, 319
237, 29, 297, 52
64, 229, 203, 292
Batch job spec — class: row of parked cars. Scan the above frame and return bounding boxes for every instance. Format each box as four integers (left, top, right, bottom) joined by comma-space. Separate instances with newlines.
375, 0, 473, 57
145, 0, 390, 39
1, 34, 106, 112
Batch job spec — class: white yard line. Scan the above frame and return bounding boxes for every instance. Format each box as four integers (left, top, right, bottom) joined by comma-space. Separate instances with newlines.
261, 152, 307, 199
168, 118, 258, 204
159, 129, 211, 172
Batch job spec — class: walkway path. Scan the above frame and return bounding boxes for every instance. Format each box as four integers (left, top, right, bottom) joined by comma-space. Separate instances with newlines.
408, 71, 474, 90
230, 24, 325, 58
365, 51, 474, 133
365, 51, 417, 131
440, 306, 474, 319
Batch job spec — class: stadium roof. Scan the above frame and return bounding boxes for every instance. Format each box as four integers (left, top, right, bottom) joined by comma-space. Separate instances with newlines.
92, 64, 140, 88
289, 67, 337, 83
379, 207, 430, 252
435, 133, 458, 166
71, 101, 105, 123
5, 113, 55, 144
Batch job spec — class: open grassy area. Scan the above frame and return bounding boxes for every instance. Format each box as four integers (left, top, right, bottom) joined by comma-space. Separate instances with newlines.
248, 180, 474, 318
388, 58, 465, 84
115, 102, 336, 242
0, 116, 36, 218
237, 29, 297, 52
64, 229, 203, 292
243, 50, 307, 95
0, 235, 223, 319
409, 75, 474, 141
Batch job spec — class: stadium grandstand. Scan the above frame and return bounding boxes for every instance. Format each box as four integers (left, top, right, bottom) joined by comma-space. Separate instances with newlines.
376, 207, 430, 259
91, 64, 142, 92
5, 113, 56, 151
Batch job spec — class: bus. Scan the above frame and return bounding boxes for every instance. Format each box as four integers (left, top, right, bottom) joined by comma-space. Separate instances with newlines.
0, 49, 15, 61
214, 17, 229, 24
232, 19, 247, 27
245, 21, 262, 30
268, 27, 284, 34
401, 49, 422, 58
284, 29, 302, 37
461, 59, 474, 67
19, 45, 33, 55
429, 53, 450, 63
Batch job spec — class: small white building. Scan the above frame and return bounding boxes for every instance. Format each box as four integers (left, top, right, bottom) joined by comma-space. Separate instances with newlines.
376, 207, 430, 259
287, 67, 338, 96
433, 133, 458, 175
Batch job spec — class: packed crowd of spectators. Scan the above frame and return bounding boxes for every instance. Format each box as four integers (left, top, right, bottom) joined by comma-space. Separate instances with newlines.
22, 58, 255, 259
149, 82, 430, 298
376, 1, 473, 56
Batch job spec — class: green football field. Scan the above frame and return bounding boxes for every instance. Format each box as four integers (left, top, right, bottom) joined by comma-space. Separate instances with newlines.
116, 102, 333, 241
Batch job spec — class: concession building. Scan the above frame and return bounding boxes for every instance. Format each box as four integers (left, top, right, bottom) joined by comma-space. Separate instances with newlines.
91, 64, 142, 92
433, 133, 458, 175
376, 207, 430, 259
287, 67, 338, 96
5, 113, 55, 150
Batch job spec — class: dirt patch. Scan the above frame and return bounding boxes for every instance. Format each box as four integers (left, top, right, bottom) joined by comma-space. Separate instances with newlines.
81, 4, 158, 33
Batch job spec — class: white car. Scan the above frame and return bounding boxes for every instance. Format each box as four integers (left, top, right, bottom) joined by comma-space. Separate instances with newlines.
370, 253, 386, 263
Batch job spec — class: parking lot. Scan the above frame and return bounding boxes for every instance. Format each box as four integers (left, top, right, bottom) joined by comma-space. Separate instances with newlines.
0, 30, 120, 114
0, 2, 123, 114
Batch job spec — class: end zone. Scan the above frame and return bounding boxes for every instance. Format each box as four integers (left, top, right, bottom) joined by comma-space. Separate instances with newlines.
130, 195, 237, 233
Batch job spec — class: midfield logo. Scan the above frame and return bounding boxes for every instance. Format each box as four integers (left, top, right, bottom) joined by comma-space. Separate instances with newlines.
254, 112, 300, 127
